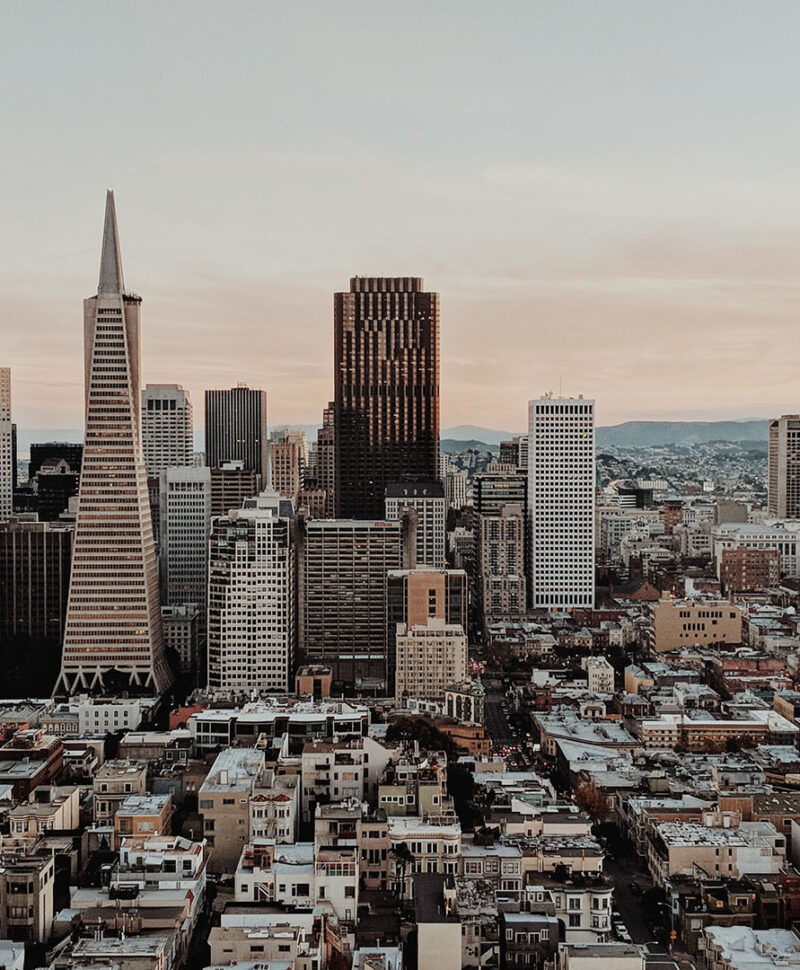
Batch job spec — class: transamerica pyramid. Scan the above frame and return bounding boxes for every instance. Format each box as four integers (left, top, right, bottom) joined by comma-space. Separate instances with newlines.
54, 192, 173, 696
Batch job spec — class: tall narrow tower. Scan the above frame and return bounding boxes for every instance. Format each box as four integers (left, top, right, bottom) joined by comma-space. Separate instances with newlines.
55, 192, 173, 695
334, 277, 440, 519
0, 368, 11, 519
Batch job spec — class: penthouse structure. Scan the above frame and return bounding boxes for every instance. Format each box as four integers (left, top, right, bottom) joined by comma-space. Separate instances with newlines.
55, 191, 172, 696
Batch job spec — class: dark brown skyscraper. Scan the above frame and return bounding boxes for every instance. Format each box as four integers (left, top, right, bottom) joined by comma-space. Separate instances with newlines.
334, 277, 439, 519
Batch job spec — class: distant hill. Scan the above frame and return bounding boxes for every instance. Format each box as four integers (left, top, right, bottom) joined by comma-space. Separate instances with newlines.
441, 425, 519, 446
441, 438, 498, 454
15, 418, 771, 458
596, 420, 770, 448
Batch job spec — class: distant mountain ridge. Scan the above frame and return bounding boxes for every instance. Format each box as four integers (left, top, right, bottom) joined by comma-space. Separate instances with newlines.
16, 418, 771, 457
596, 420, 769, 448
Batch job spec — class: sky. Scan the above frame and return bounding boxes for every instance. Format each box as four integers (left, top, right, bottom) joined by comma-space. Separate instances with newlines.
4, 1, 800, 433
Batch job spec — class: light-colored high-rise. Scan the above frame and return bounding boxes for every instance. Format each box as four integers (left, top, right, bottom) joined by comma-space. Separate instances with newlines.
768, 415, 800, 519
478, 504, 526, 626
207, 490, 295, 691
141, 384, 194, 476
528, 395, 595, 609
159, 466, 212, 620
55, 192, 172, 695
0, 368, 11, 519
385, 480, 446, 567
395, 618, 468, 700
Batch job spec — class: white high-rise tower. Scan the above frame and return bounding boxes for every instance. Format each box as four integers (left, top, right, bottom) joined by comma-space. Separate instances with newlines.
528, 395, 595, 609
0, 368, 11, 519
142, 384, 194, 476
55, 192, 173, 695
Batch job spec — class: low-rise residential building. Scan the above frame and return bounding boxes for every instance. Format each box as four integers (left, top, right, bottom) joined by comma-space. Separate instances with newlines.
0, 845, 55, 942
115, 793, 172, 847
648, 818, 786, 885
93, 760, 148, 826
199, 747, 265, 873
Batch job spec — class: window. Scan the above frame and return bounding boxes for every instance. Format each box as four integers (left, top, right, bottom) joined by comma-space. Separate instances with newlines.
569, 914, 581, 927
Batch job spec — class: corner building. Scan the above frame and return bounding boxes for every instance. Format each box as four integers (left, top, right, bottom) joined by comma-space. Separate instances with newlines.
334, 277, 439, 519
55, 192, 172, 695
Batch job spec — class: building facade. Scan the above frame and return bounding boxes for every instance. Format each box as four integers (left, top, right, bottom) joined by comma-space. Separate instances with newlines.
0, 516, 73, 643
205, 385, 268, 481
56, 191, 172, 695
528, 395, 595, 609
395, 619, 468, 700
769, 415, 800, 519
334, 277, 439, 519
207, 491, 295, 692
141, 384, 194, 476
0, 368, 11, 519
299, 517, 412, 691
158, 466, 212, 626
385, 479, 446, 568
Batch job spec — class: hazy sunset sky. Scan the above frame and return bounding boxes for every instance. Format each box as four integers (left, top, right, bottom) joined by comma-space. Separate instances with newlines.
4, 1, 800, 432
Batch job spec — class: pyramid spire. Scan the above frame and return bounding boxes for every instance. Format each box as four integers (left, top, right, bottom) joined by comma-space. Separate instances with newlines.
98, 189, 125, 296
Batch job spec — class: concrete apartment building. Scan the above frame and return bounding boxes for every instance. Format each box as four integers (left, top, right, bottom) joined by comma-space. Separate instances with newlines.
114, 793, 172, 847
199, 747, 265, 873
385, 479, 446, 568
769, 414, 800, 518
93, 760, 148, 826
0, 846, 54, 943
583, 657, 615, 694
647, 818, 785, 886
395, 619, 468, 701
652, 600, 742, 652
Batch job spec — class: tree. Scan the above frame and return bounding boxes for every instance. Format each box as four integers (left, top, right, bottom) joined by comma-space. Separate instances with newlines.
574, 780, 609, 823
391, 841, 415, 900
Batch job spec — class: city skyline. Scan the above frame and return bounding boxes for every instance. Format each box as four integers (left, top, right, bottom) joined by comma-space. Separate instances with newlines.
6, 3, 800, 430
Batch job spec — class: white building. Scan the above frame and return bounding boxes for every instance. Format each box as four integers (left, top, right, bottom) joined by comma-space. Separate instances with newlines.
395, 619, 468, 701
207, 490, 295, 691
444, 470, 467, 510
77, 695, 142, 735
141, 383, 194, 477
0, 367, 11, 519
528, 396, 595, 609
387, 817, 461, 895
385, 480, 446, 568
583, 657, 614, 694
159, 466, 212, 622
